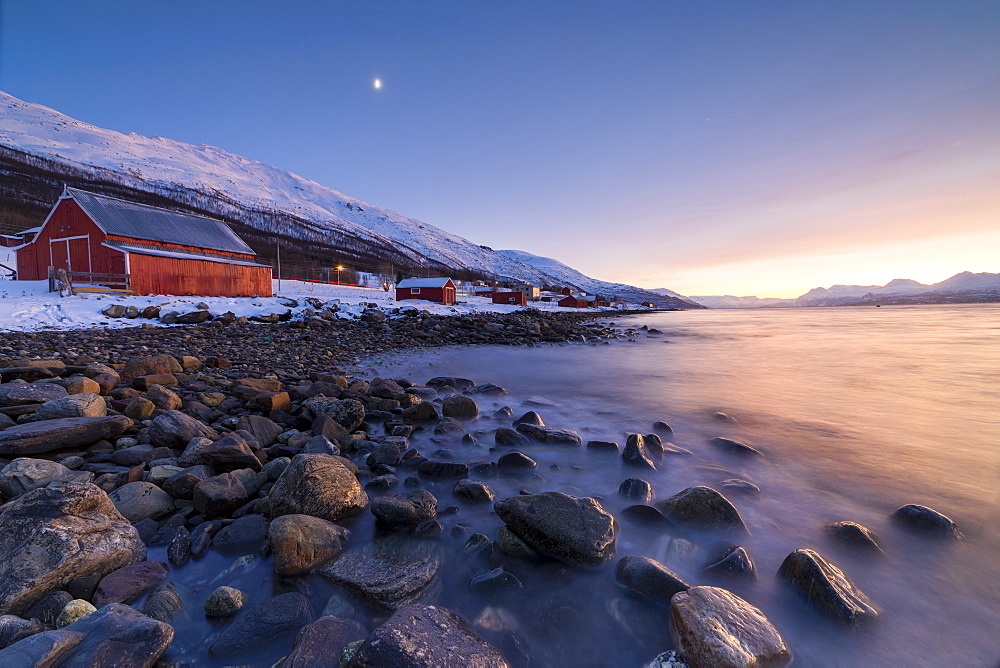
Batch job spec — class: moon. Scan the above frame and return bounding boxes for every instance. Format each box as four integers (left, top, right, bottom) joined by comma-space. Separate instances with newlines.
373, 78, 382, 90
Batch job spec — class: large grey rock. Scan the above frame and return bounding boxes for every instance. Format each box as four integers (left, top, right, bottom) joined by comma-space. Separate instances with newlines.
615, 555, 690, 601
35, 393, 107, 420
209, 592, 313, 659
303, 397, 366, 433
269, 454, 368, 522
269, 514, 349, 576
352, 604, 507, 667
370, 490, 437, 530
515, 423, 583, 446
777, 548, 878, 627
108, 481, 176, 522
147, 410, 216, 449
671, 586, 791, 668
320, 540, 439, 611
0, 383, 67, 407
281, 615, 366, 668
0, 482, 145, 616
891, 504, 963, 539
654, 486, 749, 535
0, 416, 133, 456
193, 471, 252, 518
0, 458, 74, 500
442, 395, 478, 419
825, 521, 885, 556
201, 432, 262, 472
0, 603, 173, 668
92, 561, 169, 607
622, 433, 656, 469
493, 491, 617, 565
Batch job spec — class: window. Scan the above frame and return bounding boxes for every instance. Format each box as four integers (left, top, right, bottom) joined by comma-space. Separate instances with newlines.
410, 288, 421, 294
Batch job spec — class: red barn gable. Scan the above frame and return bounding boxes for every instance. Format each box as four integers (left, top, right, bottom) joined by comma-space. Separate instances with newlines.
395, 277, 457, 305
15, 188, 271, 297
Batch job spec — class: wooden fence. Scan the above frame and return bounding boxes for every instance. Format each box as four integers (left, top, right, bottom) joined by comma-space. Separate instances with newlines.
50, 267, 132, 296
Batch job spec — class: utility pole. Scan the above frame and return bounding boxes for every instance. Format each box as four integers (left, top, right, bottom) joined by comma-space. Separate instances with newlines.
276, 239, 281, 292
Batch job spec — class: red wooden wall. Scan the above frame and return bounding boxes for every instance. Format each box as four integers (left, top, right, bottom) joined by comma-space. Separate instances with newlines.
16, 198, 123, 280
129, 254, 272, 297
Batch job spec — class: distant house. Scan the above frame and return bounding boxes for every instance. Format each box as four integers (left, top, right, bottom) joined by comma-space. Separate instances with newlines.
0, 234, 23, 248
560, 286, 574, 295
492, 291, 527, 306
558, 295, 588, 308
395, 277, 457, 305
15, 187, 271, 297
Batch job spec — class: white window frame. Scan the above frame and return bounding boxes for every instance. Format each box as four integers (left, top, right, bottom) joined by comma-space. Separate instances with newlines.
410, 287, 421, 294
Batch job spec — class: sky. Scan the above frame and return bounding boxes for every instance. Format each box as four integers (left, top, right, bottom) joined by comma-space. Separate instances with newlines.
1, 0, 998, 298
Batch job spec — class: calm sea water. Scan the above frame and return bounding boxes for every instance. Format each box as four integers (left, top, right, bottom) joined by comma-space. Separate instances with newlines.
161, 304, 1000, 666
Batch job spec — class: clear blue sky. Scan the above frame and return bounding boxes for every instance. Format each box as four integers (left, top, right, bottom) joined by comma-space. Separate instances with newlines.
2, 0, 998, 296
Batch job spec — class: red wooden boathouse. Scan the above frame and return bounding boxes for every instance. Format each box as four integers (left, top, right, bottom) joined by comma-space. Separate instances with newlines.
492, 291, 527, 306
15, 188, 271, 297
395, 277, 457, 305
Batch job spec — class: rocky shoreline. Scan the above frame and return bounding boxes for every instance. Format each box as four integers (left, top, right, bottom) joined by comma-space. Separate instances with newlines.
0, 311, 965, 666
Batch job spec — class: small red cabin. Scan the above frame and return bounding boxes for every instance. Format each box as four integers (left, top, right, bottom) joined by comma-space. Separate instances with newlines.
395, 277, 457, 305
560, 286, 574, 295
558, 295, 588, 308
492, 291, 527, 306
15, 188, 271, 297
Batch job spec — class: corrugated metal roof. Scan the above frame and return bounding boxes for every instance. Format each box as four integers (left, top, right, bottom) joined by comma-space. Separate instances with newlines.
397, 277, 454, 288
68, 188, 255, 255
103, 242, 270, 268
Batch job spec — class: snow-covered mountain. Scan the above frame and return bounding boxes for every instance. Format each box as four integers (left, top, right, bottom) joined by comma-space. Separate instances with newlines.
688, 295, 793, 308
0, 91, 695, 308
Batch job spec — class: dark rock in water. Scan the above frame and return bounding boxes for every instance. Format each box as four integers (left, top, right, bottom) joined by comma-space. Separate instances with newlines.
701, 545, 757, 579
193, 472, 251, 518
442, 395, 479, 419
93, 561, 169, 607
0, 416, 133, 456
470, 567, 523, 594
365, 474, 398, 491
209, 592, 314, 659
352, 603, 508, 667
494, 427, 532, 447
708, 437, 762, 456
0, 481, 145, 616
320, 540, 440, 611
718, 478, 761, 495
413, 519, 443, 538
167, 526, 191, 566
205, 586, 246, 617
269, 454, 369, 522
493, 406, 514, 418
268, 514, 349, 576
825, 521, 885, 556
0, 603, 174, 667
371, 490, 438, 530
24, 590, 73, 626
496, 525, 539, 559
890, 504, 963, 539
453, 478, 495, 503
402, 401, 439, 422
515, 423, 582, 446
494, 491, 617, 565
366, 442, 402, 467
282, 615, 366, 668
142, 582, 183, 624
512, 410, 544, 427
618, 478, 653, 503
671, 586, 791, 667
586, 440, 620, 452
654, 486, 749, 535
652, 420, 673, 436
428, 376, 476, 391
496, 451, 536, 472
464, 534, 502, 568
643, 433, 664, 456
616, 555, 690, 601
434, 417, 466, 435
620, 504, 672, 527
304, 397, 366, 433
148, 410, 216, 450
622, 434, 656, 469
523, 395, 559, 407
417, 460, 469, 478
212, 514, 269, 549
777, 548, 878, 627
108, 481, 175, 523
712, 411, 738, 423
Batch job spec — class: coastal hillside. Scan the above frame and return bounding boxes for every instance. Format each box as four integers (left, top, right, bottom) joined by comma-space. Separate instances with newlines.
0, 92, 694, 309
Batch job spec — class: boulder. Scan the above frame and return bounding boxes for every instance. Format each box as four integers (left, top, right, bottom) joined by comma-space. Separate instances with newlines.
35, 393, 107, 420
615, 555, 690, 601
145, 384, 182, 411
442, 395, 479, 419
133, 374, 180, 391
269, 454, 368, 522
890, 504, 963, 539
825, 521, 885, 556
622, 434, 656, 469
162, 464, 214, 500
707, 437, 763, 456
352, 604, 507, 667
496, 451, 536, 470
402, 401, 439, 422
453, 479, 495, 503
371, 490, 438, 530
654, 486, 748, 535
515, 423, 583, 446
671, 586, 791, 667
320, 540, 440, 611
0, 416, 133, 456
0, 383, 67, 407
701, 545, 757, 579
204, 586, 246, 617
193, 471, 252, 518
269, 514, 350, 576
119, 354, 182, 382
92, 561, 170, 607
303, 397, 366, 432
147, 411, 216, 449
212, 514, 269, 549
108, 481, 176, 522
282, 615, 366, 667
493, 492, 617, 565
494, 427, 531, 447
0, 482, 145, 616
55, 599, 96, 628
0, 458, 74, 500
777, 549, 878, 627
209, 592, 314, 659
0, 615, 44, 649
618, 478, 653, 503
416, 460, 469, 478
201, 432, 263, 472
141, 582, 183, 624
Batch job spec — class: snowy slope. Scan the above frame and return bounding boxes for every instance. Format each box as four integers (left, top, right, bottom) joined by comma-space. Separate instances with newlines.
1, 91, 679, 297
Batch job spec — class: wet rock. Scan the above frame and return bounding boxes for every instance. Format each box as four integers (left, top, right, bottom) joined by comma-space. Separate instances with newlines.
0, 383, 67, 407
167, 526, 191, 566
620, 504, 673, 527
205, 586, 246, 617
0, 615, 44, 648
616, 555, 690, 601
586, 440, 620, 452
701, 545, 757, 579
0, 416, 133, 456
201, 432, 263, 473
193, 471, 251, 518
304, 397, 366, 432
495, 427, 532, 447
470, 567, 523, 595
417, 460, 469, 478
497, 451, 537, 470
494, 491, 617, 565
213, 513, 269, 549
777, 548, 878, 627
515, 423, 583, 446
618, 478, 654, 503
162, 464, 214, 500
269, 514, 350, 576
718, 478, 761, 495
281, 615, 366, 667
269, 454, 369, 522
652, 421, 673, 436
402, 400, 440, 422
671, 586, 791, 667
434, 417, 465, 435
654, 486, 749, 535
148, 410, 216, 449
890, 504, 963, 539
209, 592, 313, 659
320, 540, 440, 611
0, 482, 145, 616
93, 561, 170, 607
707, 437, 762, 456
453, 478, 495, 503
108, 481, 175, 523
352, 603, 508, 667
442, 395, 479, 419
55, 599, 96, 628
141, 582, 183, 624
623, 433, 657, 469
496, 525, 539, 559
237, 414, 284, 447
35, 393, 107, 420
825, 521, 886, 556
303, 434, 340, 456
371, 489, 438, 530
0, 458, 75, 499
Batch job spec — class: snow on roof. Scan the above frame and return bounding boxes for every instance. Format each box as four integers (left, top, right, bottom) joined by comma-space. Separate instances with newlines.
68, 188, 255, 255
16, 227, 41, 235
102, 242, 270, 268
396, 277, 454, 288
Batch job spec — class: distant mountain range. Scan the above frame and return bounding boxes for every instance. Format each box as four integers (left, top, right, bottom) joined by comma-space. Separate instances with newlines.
0, 91, 695, 309
679, 272, 1000, 308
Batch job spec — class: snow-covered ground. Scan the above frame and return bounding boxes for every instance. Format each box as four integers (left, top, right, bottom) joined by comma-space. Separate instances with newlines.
0, 279, 609, 332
